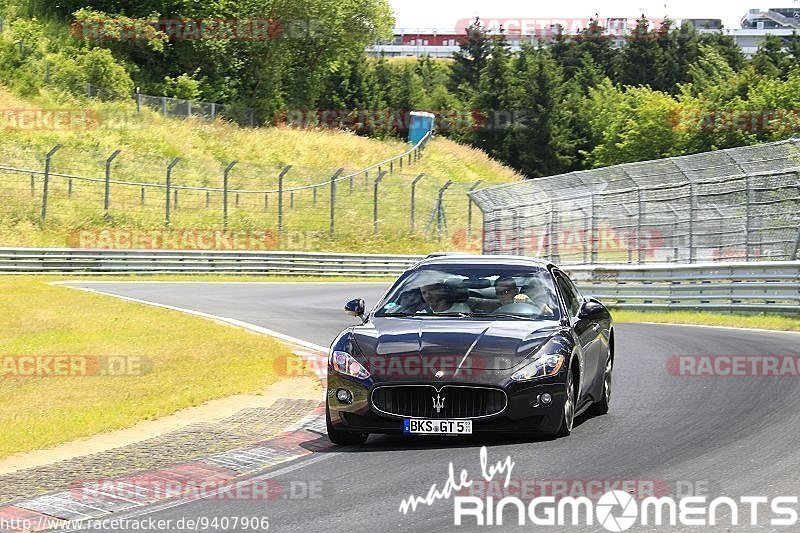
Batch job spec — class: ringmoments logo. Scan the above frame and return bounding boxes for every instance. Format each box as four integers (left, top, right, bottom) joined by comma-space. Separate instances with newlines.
397, 447, 799, 529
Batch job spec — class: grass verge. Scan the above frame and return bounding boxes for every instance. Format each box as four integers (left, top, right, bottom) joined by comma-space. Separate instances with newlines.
0, 276, 298, 459
613, 309, 800, 332
0, 85, 520, 254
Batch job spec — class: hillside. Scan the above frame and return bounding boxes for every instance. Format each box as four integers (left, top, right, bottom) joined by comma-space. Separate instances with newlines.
0, 86, 522, 253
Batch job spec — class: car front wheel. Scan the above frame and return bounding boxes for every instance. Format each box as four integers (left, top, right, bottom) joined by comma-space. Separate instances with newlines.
552, 368, 576, 437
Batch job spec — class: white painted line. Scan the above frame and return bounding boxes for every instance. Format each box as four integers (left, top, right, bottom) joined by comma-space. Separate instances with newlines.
61, 284, 330, 353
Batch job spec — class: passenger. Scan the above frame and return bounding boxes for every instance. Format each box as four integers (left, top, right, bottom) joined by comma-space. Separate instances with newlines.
419, 282, 470, 314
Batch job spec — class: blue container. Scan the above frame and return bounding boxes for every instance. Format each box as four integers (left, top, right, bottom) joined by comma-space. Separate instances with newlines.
408, 111, 435, 145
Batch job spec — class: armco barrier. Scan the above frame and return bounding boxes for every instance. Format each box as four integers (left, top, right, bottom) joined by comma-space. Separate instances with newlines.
567, 261, 800, 314
1, 249, 797, 313
0, 248, 424, 277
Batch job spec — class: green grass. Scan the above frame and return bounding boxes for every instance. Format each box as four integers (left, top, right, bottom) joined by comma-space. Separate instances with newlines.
0, 86, 521, 254
613, 309, 800, 332
0, 276, 299, 458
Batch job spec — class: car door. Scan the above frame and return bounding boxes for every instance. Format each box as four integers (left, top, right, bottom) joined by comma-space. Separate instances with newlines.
553, 269, 600, 401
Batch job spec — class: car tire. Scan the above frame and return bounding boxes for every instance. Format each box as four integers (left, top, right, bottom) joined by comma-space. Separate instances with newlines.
326, 402, 368, 445
588, 352, 612, 416
552, 368, 576, 437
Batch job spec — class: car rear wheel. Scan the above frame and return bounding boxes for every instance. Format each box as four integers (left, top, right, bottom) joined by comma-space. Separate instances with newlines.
326, 402, 368, 445
588, 352, 612, 416
552, 368, 576, 437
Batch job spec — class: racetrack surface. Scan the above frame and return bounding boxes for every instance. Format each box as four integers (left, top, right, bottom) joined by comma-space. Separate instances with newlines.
63, 282, 800, 532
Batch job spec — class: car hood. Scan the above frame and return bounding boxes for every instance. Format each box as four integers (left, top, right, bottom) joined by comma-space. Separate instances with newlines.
350, 317, 561, 376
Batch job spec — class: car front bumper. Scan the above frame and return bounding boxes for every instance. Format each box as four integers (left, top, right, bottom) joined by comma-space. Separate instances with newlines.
326, 369, 568, 435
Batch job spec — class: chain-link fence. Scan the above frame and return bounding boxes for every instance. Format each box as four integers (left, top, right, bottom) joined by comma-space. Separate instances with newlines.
471, 138, 800, 263
0, 133, 490, 251
87, 84, 261, 127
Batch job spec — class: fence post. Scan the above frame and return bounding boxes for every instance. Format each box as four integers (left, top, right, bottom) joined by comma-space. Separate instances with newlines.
104, 149, 121, 219
205, 190, 210, 209
313, 186, 317, 206
40, 144, 61, 221
141, 186, 145, 205
550, 208, 560, 262
174, 189, 179, 210
589, 193, 597, 264
745, 175, 753, 261
793, 179, 800, 260
277, 166, 291, 238
30, 173, 34, 196
636, 188, 644, 264
688, 182, 696, 263
410, 173, 425, 232
223, 161, 237, 231
135, 87, 141, 115
434, 180, 453, 240
330, 168, 344, 237
373, 171, 388, 234
68, 178, 73, 198
390, 160, 394, 174
264, 193, 269, 210
467, 180, 483, 242
164, 157, 180, 226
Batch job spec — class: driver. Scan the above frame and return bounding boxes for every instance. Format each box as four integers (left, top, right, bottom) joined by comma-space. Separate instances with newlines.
494, 276, 532, 306
494, 276, 554, 315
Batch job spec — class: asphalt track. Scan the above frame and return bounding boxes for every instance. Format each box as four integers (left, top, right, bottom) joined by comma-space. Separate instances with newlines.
64, 281, 800, 532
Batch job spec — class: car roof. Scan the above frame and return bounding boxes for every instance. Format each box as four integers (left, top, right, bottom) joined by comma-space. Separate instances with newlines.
413, 254, 555, 270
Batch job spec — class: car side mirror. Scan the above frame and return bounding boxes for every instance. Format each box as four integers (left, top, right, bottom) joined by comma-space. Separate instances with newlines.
578, 298, 605, 319
344, 298, 366, 320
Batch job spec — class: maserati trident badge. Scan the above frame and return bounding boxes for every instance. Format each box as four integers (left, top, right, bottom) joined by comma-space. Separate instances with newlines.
432, 393, 445, 414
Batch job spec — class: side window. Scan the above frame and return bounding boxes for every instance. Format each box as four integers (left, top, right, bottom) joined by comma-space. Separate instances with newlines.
554, 271, 580, 316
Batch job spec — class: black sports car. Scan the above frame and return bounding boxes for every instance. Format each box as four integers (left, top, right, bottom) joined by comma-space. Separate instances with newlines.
326, 254, 614, 444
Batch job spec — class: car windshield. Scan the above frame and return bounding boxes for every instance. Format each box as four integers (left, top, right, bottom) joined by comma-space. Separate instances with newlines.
374, 265, 562, 320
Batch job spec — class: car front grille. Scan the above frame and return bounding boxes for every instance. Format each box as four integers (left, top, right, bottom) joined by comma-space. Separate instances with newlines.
371, 385, 507, 419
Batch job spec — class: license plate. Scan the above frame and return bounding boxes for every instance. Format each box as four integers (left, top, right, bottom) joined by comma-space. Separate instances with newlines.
403, 419, 473, 435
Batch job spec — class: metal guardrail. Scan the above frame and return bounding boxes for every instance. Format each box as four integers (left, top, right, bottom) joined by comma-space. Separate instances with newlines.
2, 249, 797, 314
567, 261, 800, 314
0, 248, 424, 277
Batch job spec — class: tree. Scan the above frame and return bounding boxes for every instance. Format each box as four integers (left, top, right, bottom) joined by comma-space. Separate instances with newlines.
618, 15, 662, 88
504, 45, 574, 177
449, 17, 490, 101
472, 30, 512, 158
699, 32, 745, 71
751, 34, 789, 78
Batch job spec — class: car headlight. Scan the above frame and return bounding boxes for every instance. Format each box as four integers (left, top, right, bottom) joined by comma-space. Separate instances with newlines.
511, 352, 565, 381
329, 350, 371, 379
